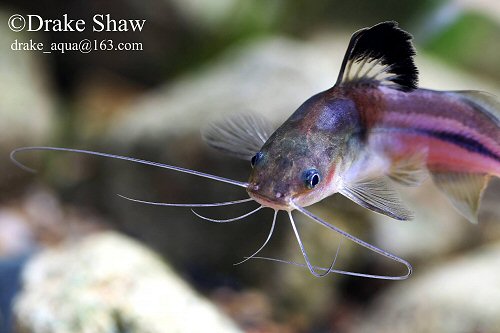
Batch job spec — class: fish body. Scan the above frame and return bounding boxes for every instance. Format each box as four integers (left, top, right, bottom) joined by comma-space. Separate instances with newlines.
246, 85, 500, 219
244, 22, 500, 223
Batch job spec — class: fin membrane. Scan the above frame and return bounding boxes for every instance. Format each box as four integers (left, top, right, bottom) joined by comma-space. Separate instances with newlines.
202, 113, 274, 160
431, 172, 491, 224
340, 176, 414, 221
388, 152, 428, 187
336, 21, 418, 92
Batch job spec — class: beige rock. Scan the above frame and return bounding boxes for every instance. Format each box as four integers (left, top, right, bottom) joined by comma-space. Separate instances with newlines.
105, 36, 336, 145
14, 231, 242, 333
351, 242, 500, 333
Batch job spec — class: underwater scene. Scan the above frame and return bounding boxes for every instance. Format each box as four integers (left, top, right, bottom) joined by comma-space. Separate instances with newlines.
1, 1, 500, 332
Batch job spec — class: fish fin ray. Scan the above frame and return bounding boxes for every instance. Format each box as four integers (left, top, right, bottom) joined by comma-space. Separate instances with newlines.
387, 151, 428, 186
202, 113, 274, 160
431, 171, 491, 224
335, 21, 418, 92
340, 176, 414, 220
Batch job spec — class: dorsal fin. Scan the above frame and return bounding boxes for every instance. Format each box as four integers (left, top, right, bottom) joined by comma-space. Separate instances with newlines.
335, 21, 418, 92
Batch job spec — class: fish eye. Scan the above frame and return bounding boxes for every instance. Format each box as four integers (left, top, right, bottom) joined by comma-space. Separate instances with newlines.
251, 152, 264, 168
303, 169, 320, 189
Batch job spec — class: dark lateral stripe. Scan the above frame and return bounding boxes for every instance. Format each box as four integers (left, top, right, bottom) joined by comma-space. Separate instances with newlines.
416, 129, 500, 162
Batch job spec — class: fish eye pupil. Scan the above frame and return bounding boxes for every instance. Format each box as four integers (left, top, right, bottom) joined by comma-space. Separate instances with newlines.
311, 174, 320, 187
303, 169, 320, 189
251, 152, 263, 168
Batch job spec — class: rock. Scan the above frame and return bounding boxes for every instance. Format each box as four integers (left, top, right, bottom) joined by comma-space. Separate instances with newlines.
371, 181, 476, 260
351, 242, 500, 333
211, 287, 296, 332
0, 209, 34, 258
0, 187, 106, 258
372, 178, 500, 262
105, 36, 337, 145
13, 231, 242, 333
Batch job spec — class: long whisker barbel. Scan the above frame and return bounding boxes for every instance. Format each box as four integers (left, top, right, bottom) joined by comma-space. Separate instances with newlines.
234, 209, 278, 266
10, 146, 412, 279
288, 211, 339, 278
191, 206, 263, 223
292, 202, 412, 280
247, 237, 344, 277
245, 256, 405, 279
10, 147, 249, 188
117, 194, 254, 207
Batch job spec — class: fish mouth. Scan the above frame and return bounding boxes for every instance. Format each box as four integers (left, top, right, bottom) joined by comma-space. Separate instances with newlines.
247, 189, 292, 211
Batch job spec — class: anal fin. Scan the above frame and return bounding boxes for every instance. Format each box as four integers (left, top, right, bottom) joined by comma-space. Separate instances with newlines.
431, 172, 491, 224
388, 152, 428, 187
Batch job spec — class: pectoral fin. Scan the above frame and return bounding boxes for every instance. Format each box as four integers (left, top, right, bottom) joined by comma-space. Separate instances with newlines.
340, 176, 414, 220
202, 113, 274, 160
431, 172, 491, 224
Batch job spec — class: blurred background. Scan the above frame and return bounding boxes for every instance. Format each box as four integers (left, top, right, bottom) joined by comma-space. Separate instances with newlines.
0, 0, 499, 332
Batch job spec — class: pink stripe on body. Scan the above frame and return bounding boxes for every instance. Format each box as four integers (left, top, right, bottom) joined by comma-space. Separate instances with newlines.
367, 88, 500, 176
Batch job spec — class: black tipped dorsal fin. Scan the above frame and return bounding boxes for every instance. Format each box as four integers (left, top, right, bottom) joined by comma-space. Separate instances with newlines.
336, 21, 418, 92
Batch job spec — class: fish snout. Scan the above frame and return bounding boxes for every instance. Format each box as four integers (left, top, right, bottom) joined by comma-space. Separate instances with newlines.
247, 182, 291, 210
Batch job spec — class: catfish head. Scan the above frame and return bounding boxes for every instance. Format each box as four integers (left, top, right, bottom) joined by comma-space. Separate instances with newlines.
247, 93, 359, 210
